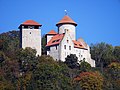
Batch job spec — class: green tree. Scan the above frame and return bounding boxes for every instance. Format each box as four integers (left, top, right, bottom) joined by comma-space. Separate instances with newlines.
90, 42, 114, 69
41, 35, 46, 55
32, 55, 72, 90
79, 60, 91, 72
0, 30, 20, 58
65, 54, 79, 69
17, 47, 37, 73
113, 46, 120, 62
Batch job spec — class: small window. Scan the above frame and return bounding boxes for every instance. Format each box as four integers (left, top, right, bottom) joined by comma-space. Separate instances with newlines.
67, 40, 69, 43
69, 46, 71, 50
28, 26, 34, 29
79, 53, 80, 57
64, 45, 66, 49
56, 46, 57, 50
52, 41, 55, 43
30, 32, 31, 34
79, 44, 82, 46
52, 39, 60, 43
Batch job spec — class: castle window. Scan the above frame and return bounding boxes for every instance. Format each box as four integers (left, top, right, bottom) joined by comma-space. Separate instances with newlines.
34, 26, 39, 29
28, 26, 34, 29
79, 53, 80, 57
69, 46, 71, 50
79, 44, 82, 46
52, 39, 60, 43
30, 32, 31, 34
67, 40, 69, 43
64, 45, 66, 49
23, 26, 28, 29
56, 46, 57, 50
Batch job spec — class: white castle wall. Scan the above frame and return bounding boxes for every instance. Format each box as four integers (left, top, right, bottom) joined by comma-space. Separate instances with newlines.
59, 32, 74, 62
47, 45, 59, 61
22, 28, 41, 56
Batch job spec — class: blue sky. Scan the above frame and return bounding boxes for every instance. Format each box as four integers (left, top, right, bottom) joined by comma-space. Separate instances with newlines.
0, 0, 120, 46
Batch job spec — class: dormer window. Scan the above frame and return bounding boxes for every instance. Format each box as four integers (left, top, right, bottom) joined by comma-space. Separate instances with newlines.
52, 39, 60, 43
79, 44, 82, 46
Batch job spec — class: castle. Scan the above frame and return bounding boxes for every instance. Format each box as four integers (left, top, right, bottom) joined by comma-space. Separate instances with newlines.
19, 15, 95, 67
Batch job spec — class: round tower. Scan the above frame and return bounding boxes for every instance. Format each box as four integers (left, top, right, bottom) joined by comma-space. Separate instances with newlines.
19, 20, 42, 56
56, 15, 77, 40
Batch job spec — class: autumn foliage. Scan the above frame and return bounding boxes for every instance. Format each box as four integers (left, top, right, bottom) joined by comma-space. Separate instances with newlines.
74, 72, 103, 90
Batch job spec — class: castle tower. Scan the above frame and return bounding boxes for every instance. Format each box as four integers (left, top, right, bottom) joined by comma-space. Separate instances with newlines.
19, 20, 42, 55
56, 15, 77, 40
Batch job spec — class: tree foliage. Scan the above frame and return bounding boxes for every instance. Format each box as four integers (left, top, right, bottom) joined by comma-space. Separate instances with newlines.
113, 46, 120, 62
79, 60, 91, 72
73, 71, 103, 90
65, 54, 79, 69
90, 42, 114, 68
0, 30, 120, 90
32, 55, 72, 90
0, 31, 20, 57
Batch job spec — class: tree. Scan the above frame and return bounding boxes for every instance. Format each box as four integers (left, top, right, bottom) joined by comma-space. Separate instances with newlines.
16, 47, 37, 73
73, 71, 103, 90
0, 31, 20, 58
0, 39, 4, 50
41, 35, 46, 55
32, 55, 72, 90
79, 60, 91, 72
103, 62, 120, 90
90, 42, 114, 68
113, 46, 120, 62
65, 54, 79, 69
107, 62, 120, 80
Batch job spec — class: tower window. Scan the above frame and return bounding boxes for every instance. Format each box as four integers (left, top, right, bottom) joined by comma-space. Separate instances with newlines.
69, 46, 71, 50
30, 32, 31, 34
28, 26, 34, 29
56, 46, 57, 50
67, 40, 69, 43
64, 45, 66, 49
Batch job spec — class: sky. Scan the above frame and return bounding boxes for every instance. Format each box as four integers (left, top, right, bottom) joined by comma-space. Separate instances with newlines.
0, 0, 120, 46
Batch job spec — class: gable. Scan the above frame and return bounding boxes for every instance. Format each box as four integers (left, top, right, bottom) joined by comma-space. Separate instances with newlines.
46, 34, 64, 47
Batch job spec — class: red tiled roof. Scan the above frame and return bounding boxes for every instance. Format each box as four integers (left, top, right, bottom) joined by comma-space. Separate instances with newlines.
46, 33, 86, 49
47, 30, 57, 35
21, 20, 42, 26
46, 34, 64, 47
73, 40, 86, 49
56, 15, 77, 26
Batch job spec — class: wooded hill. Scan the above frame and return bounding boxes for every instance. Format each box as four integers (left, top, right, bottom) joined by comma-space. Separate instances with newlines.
0, 30, 120, 90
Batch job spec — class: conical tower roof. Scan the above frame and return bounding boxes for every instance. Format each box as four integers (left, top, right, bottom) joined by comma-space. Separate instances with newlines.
56, 15, 77, 26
